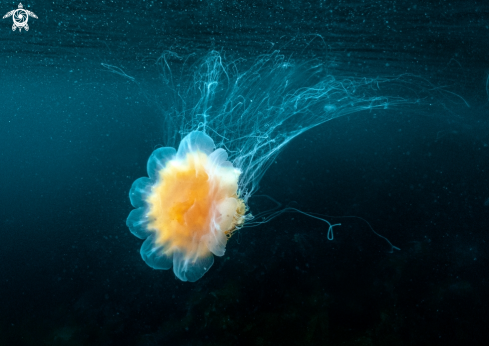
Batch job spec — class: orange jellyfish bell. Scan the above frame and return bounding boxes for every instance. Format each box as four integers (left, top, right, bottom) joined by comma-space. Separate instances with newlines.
126, 131, 247, 282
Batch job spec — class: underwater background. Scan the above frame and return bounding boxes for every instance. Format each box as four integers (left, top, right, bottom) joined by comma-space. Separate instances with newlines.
1, 0, 488, 345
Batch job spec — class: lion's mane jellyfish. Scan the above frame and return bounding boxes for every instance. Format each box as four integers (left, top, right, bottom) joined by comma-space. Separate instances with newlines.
126, 50, 419, 281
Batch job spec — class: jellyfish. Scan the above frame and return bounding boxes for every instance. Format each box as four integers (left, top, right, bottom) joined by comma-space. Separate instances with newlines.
127, 131, 248, 282
125, 50, 422, 282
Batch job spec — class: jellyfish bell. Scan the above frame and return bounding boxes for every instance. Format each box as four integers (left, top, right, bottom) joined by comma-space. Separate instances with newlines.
127, 131, 247, 282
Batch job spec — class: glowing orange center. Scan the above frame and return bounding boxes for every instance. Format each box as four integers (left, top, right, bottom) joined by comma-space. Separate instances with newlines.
146, 152, 245, 259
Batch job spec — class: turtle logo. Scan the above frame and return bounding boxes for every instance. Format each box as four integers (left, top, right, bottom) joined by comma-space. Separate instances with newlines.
3, 3, 37, 32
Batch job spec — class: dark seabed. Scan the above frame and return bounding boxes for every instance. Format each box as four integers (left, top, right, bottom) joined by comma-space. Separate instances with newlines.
1, 0, 488, 345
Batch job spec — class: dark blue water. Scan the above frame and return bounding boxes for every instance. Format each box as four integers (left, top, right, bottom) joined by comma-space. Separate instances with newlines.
1, 0, 488, 345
